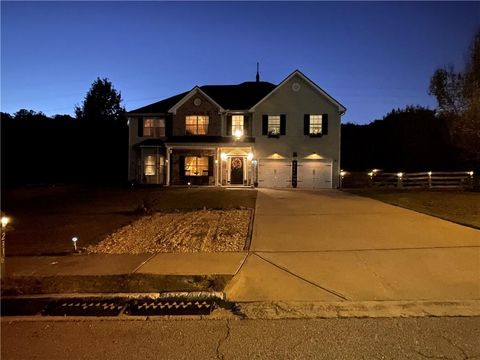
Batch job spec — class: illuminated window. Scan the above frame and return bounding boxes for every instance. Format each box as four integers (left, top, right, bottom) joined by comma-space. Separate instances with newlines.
309, 115, 323, 135
185, 156, 209, 176
186, 115, 209, 135
268, 115, 280, 135
232, 115, 244, 136
144, 155, 156, 176
143, 118, 165, 137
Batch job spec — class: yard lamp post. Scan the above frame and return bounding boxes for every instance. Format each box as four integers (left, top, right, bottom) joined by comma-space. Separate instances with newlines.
1, 216, 11, 278
71, 236, 78, 252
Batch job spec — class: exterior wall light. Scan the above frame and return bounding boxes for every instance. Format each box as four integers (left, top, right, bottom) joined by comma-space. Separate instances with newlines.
469, 171, 474, 176
221, 153, 227, 161
397, 172, 403, 178
247, 152, 253, 161
368, 172, 373, 177
428, 171, 432, 176
340, 170, 347, 177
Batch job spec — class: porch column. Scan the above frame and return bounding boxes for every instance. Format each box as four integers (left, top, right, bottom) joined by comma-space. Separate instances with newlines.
166, 146, 171, 186
140, 147, 144, 183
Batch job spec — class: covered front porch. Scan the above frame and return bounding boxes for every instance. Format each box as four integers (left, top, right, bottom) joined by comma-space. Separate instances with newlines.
166, 145, 256, 187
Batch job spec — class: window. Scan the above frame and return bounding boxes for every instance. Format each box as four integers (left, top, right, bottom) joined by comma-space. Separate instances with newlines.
268, 115, 281, 136
144, 155, 156, 176
232, 115, 244, 137
143, 118, 165, 137
185, 115, 209, 135
185, 156, 209, 176
309, 115, 323, 135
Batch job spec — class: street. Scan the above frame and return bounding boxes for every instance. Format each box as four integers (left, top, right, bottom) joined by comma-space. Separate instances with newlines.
2, 317, 480, 359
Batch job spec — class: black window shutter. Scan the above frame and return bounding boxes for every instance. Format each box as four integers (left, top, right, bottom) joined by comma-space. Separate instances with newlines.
304, 114, 310, 135
165, 115, 172, 137
208, 156, 214, 176
243, 115, 249, 136
179, 156, 185, 178
137, 117, 144, 137
322, 114, 329, 135
226, 115, 232, 136
280, 114, 286, 135
262, 115, 268, 135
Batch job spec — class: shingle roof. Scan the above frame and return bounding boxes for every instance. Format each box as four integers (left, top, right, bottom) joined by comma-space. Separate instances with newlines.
128, 81, 276, 114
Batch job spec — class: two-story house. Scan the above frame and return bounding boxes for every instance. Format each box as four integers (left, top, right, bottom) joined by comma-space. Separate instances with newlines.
127, 69, 346, 189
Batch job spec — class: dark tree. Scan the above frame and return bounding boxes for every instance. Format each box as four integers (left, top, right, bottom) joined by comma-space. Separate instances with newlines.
341, 106, 454, 172
13, 109, 49, 121
1, 112, 13, 120
429, 30, 480, 164
75, 77, 126, 123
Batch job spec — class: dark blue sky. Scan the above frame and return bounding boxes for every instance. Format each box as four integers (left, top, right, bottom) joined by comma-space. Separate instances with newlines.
1, 2, 479, 124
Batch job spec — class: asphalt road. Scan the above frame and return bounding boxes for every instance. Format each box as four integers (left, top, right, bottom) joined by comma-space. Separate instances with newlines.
2, 317, 480, 360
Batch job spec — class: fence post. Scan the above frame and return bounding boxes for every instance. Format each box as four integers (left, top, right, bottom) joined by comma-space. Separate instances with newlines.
428, 171, 432, 189
397, 172, 403, 188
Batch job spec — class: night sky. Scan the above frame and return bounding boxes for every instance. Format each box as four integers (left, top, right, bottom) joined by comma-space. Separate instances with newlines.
1, 1, 479, 124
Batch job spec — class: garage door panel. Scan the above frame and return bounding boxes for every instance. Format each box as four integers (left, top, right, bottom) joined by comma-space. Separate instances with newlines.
258, 160, 291, 188
297, 161, 332, 189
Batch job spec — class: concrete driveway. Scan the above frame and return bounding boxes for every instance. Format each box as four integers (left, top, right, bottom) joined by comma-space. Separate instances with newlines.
225, 189, 480, 303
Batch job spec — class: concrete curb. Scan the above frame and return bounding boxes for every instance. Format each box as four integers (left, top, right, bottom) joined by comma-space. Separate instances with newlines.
236, 300, 480, 319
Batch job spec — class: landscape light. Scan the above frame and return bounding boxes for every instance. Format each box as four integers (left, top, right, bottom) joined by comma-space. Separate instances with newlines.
247, 152, 253, 161
1, 216, 10, 228
72, 236, 78, 251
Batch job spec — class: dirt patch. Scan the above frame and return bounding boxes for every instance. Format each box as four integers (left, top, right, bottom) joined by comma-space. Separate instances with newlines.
86, 209, 251, 254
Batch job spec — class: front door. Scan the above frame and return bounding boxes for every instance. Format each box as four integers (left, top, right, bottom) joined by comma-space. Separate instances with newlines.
230, 157, 244, 185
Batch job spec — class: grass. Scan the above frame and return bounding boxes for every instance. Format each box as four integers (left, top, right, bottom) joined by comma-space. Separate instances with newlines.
345, 188, 480, 229
2, 185, 257, 256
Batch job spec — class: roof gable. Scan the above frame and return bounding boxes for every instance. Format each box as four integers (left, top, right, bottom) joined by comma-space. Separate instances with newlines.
249, 70, 347, 114
168, 86, 225, 114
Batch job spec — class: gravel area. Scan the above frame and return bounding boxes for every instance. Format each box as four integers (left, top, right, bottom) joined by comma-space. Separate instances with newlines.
86, 209, 251, 254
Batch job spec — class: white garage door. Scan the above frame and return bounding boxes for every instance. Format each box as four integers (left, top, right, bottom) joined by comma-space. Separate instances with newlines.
297, 161, 332, 189
258, 160, 291, 188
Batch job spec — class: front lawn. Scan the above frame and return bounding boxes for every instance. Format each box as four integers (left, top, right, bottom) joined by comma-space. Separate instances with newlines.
2, 186, 257, 256
346, 188, 480, 229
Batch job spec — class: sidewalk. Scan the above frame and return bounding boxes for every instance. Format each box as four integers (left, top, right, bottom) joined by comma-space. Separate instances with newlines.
2, 252, 247, 295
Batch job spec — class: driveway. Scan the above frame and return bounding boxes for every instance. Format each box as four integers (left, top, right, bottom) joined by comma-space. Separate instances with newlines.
225, 189, 480, 303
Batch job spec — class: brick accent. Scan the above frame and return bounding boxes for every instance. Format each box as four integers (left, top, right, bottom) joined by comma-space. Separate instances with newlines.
173, 92, 221, 136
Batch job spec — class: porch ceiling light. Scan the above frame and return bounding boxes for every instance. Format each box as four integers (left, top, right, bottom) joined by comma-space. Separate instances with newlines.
234, 129, 243, 140
247, 152, 253, 161
221, 153, 227, 161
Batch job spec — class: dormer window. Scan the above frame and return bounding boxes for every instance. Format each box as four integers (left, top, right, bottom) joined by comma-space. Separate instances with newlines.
186, 115, 209, 135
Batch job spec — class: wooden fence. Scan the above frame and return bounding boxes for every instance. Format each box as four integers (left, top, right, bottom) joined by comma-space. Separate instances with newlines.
340, 171, 475, 189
